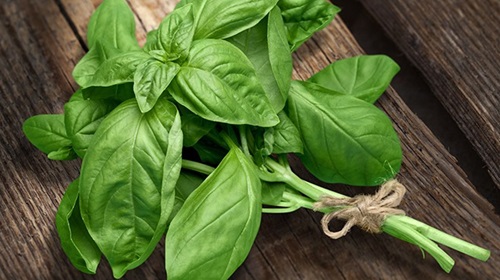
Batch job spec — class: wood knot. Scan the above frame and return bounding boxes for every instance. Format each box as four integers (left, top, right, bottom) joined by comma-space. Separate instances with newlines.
313, 179, 406, 239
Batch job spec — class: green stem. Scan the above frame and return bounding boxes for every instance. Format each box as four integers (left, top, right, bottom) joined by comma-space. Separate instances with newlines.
182, 159, 215, 175
391, 215, 491, 261
383, 217, 455, 273
261, 157, 491, 270
239, 126, 251, 159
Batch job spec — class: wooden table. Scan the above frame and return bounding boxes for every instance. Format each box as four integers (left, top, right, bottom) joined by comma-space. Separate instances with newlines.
1, 0, 498, 279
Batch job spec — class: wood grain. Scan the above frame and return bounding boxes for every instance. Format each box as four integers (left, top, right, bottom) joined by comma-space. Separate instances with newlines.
358, 0, 500, 188
0, 0, 498, 279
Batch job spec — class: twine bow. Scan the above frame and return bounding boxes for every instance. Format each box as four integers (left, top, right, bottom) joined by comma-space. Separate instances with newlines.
313, 179, 406, 239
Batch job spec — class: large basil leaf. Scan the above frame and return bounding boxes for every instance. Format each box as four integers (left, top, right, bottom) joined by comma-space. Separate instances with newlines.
287, 81, 402, 186
23, 114, 72, 155
79, 98, 183, 278
166, 148, 261, 280
278, 0, 340, 51
73, 0, 140, 84
134, 59, 180, 113
56, 178, 101, 274
64, 99, 117, 158
308, 55, 400, 103
272, 111, 303, 154
144, 4, 194, 63
228, 6, 292, 112
76, 51, 149, 89
176, 0, 278, 40
169, 39, 279, 127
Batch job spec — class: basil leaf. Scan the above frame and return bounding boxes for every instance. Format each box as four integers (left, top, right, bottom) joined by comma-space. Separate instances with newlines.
56, 178, 101, 274
23, 114, 72, 155
64, 99, 117, 158
287, 81, 402, 186
166, 148, 261, 280
169, 39, 279, 127
261, 181, 286, 206
308, 55, 401, 103
73, 0, 140, 84
68, 89, 85, 102
86, 0, 139, 51
134, 59, 180, 113
176, 0, 278, 40
144, 4, 194, 62
278, 0, 340, 51
77, 50, 149, 88
79, 98, 183, 278
48, 147, 78, 161
73, 42, 118, 86
272, 111, 303, 154
169, 171, 206, 224
228, 6, 292, 112
180, 107, 216, 147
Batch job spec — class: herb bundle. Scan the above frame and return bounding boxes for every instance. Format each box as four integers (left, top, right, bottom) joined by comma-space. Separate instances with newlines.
22, 0, 490, 278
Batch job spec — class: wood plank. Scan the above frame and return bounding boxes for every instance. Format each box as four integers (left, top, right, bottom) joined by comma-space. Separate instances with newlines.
357, 0, 500, 188
0, 0, 498, 279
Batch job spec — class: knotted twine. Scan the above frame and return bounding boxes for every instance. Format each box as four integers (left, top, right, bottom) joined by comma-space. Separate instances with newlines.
313, 179, 406, 239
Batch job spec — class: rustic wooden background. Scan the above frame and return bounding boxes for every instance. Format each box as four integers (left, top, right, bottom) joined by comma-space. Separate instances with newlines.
0, 0, 498, 279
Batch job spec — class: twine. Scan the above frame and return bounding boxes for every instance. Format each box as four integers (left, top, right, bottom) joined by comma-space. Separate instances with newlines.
313, 179, 406, 239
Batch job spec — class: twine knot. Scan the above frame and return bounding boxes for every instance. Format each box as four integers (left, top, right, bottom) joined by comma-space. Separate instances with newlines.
313, 179, 406, 239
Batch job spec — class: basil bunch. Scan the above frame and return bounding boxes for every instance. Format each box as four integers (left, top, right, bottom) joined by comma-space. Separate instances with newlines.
23, 0, 490, 278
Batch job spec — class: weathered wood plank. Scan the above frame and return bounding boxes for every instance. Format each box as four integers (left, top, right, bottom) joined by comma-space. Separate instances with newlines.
0, 0, 498, 279
357, 0, 500, 188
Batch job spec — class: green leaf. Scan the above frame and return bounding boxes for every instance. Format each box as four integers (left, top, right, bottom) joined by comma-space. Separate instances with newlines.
272, 111, 303, 154
56, 178, 101, 274
166, 148, 261, 280
76, 50, 149, 88
287, 81, 402, 186
169, 39, 279, 127
176, 0, 278, 40
86, 0, 139, 51
179, 107, 216, 147
144, 4, 194, 62
79, 98, 183, 278
73, 42, 118, 86
169, 171, 206, 224
64, 98, 117, 158
228, 6, 292, 112
23, 114, 72, 155
261, 181, 286, 206
134, 59, 180, 113
308, 55, 400, 103
68, 89, 85, 102
48, 147, 78, 161
278, 0, 340, 51
73, 0, 140, 84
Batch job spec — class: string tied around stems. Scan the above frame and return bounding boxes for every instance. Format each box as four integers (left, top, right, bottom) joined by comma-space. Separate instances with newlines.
313, 179, 406, 239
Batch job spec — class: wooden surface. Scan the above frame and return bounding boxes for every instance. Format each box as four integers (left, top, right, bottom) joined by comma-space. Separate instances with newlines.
0, 0, 498, 279
358, 0, 500, 188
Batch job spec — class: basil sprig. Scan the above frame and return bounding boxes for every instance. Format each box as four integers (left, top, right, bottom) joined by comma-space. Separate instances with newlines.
23, 0, 490, 278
